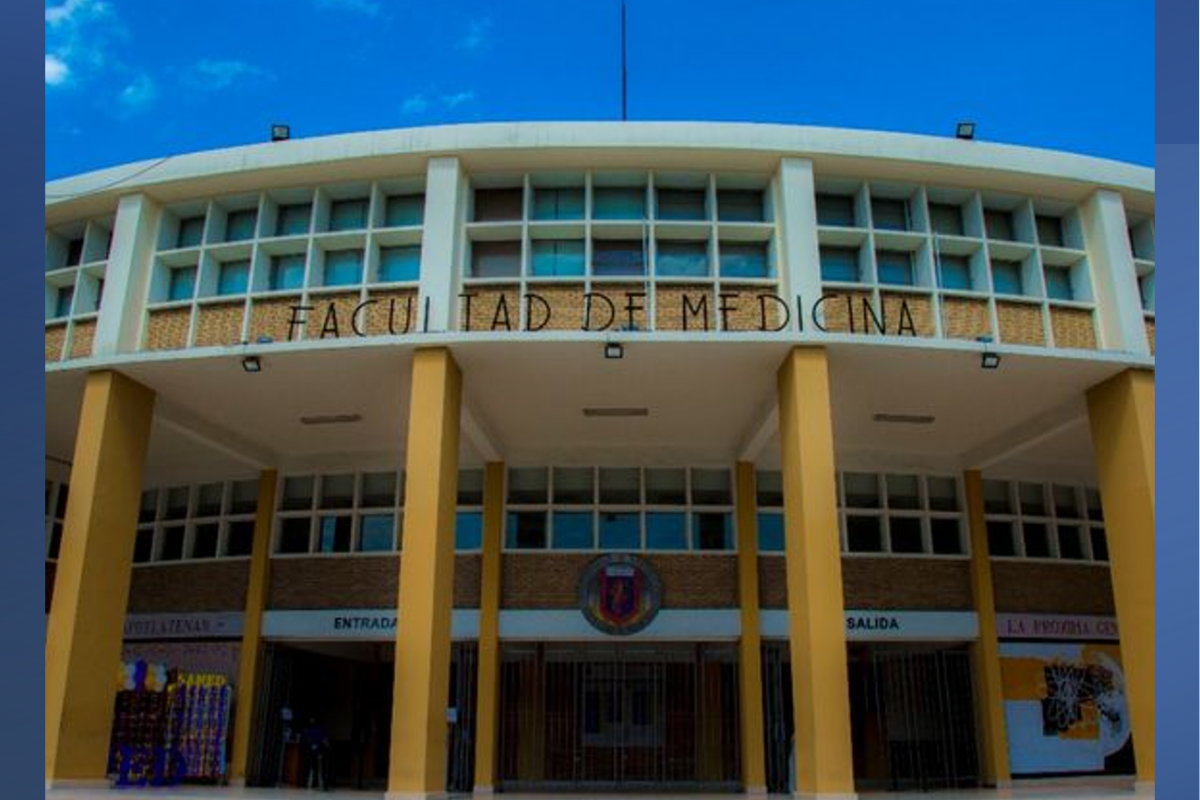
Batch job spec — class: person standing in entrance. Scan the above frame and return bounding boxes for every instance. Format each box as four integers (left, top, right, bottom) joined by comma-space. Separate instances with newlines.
300, 715, 331, 791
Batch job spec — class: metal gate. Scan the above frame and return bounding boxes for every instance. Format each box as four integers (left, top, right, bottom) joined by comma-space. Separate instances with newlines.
446, 643, 478, 792
498, 643, 741, 790
246, 643, 294, 787
849, 645, 979, 791
761, 642, 794, 794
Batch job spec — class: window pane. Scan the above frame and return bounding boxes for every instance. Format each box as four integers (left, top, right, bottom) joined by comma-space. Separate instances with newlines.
139, 490, 158, 523
1085, 488, 1103, 521
846, 515, 883, 552
359, 514, 396, 552
986, 520, 1015, 556
552, 512, 592, 549
159, 526, 185, 561
361, 472, 397, 508
455, 511, 482, 550
991, 259, 1024, 295
217, 260, 250, 295
1022, 522, 1051, 557
757, 512, 785, 552
1019, 483, 1047, 516
54, 286, 74, 318
56, 484, 70, 518
1036, 215, 1064, 247
889, 517, 923, 553
379, 246, 421, 282
886, 474, 920, 510
717, 190, 764, 222
645, 512, 687, 550
281, 476, 314, 511
319, 516, 352, 553
927, 477, 959, 511
930, 518, 963, 554
191, 522, 219, 558
656, 241, 709, 277
164, 486, 190, 519
553, 467, 593, 504
1057, 524, 1085, 560
691, 469, 731, 505
937, 255, 972, 291
1044, 267, 1074, 301
693, 512, 732, 550
134, 528, 154, 562
177, 216, 206, 248
599, 468, 640, 504
928, 203, 964, 236
320, 474, 355, 509
844, 473, 879, 509
65, 237, 84, 265
278, 518, 312, 553
457, 469, 484, 506
1089, 526, 1108, 561
531, 240, 585, 277
657, 189, 707, 221
593, 187, 646, 220
599, 511, 640, 550
819, 246, 859, 283
645, 469, 686, 505
385, 194, 424, 227
816, 194, 856, 227
985, 209, 1015, 241
876, 250, 914, 286
983, 481, 1011, 514
1052, 485, 1080, 519
871, 198, 909, 231
323, 250, 363, 286
168, 266, 197, 301
270, 254, 306, 291
532, 187, 584, 221
276, 203, 312, 236
756, 471, 783, 508
225, 210, 257, 242
474, 188, 523, 222
48, 523, 63, 559
197, 483, 223, 517
506, 511, 547, 549
592, 240, 645, 277
229, 481, 257, 515
225, 520, 254, 556
329, 199, 368, 231
508, 468, 548, 504
720, 242, 769, 279
471, 241, 521, 278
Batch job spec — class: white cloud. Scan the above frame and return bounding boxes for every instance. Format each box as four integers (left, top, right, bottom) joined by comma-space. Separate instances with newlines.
45, 0, 98, 26
45, 55, 70, 86
45, 0, 121, 79
457, 18, 491, 51
441, 91, 476, 109
185, 59, 272, 90
401, 94, 429, 114
313, 0, 381, 16
118, 74, 157, 111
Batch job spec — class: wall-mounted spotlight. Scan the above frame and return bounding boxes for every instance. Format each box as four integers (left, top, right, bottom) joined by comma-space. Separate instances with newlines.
604, 342, 624, 360
242, 355, 262, 373
270, 123, 291, 142
956, 121, 977, 140
976, 335, 1000, 370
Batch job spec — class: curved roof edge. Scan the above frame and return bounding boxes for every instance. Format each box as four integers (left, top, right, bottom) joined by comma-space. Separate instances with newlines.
45, 121, 1154, 208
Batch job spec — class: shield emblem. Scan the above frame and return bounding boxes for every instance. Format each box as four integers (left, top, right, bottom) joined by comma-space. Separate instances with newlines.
599, 564, 641, 625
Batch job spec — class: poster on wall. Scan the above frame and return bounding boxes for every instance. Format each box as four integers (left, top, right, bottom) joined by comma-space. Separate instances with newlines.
998, 641, 1134, 776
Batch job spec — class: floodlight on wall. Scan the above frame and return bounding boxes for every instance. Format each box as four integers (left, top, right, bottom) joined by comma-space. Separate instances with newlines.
241, 355, 262, 373
976, 335, 1000, 370
270, 124, 291, 142
604, 342, 624, 360
955, 121, 976, 140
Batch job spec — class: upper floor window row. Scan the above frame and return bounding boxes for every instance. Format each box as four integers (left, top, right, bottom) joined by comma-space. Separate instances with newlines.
46, 218, 114, 273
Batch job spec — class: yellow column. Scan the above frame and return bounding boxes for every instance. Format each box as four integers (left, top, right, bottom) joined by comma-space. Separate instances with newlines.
472, 462, 505, 793
735, 461, 768, 795
389, 348, 462, 797
963, 470, 1012, 787
45, 371, 156, 785
1086, 369, 1154, 788
228, 469, 278, 785
776, 347, 855, 799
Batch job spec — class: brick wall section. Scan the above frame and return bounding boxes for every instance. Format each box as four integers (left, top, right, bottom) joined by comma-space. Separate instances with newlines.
502, 553, 738, 608
365, 289, 418, 335
819, 290, 872, 334
527, 283, 586, 331
127, 562, 250, 613
941, 297, 992, 340
462, 286, 521, 332
194, 301, 246, 347
1049, 307, 1097, 350
266, 555, 481, 609
656, 285, 715, 331
758, 557, 974, 610
454, 554, 482, 608
996, 301, 1045, 346
721, 284, 783, 332
880, 292, 935, 337
1145, 318, 1154, 354
249, 296, 303, 344
45, 324, 67, 362
591, 283, 649, 331
991, 561, 1115, 615
68, 319, 96, 359
145, 308, 192, 351
305, 292, 362, 340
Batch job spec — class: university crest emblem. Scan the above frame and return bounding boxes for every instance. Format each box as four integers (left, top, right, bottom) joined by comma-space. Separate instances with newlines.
578, 554, 662, 635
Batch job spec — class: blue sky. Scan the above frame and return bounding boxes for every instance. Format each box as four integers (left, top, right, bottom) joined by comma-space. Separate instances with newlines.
44, 0, 1154, 180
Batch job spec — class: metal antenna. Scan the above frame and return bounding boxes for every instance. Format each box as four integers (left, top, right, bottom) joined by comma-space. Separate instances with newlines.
621, 0, 629, 121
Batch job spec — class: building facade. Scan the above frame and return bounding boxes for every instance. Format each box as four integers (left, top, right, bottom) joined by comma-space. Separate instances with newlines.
45, 123, 1155, 797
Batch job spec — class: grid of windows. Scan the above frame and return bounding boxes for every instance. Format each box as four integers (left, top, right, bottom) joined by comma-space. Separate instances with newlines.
45, 217, 111, 358
45, 479, 69, 560
503, 467, 735, 552
134, 480, 260, 564
982, 480, 1107, 563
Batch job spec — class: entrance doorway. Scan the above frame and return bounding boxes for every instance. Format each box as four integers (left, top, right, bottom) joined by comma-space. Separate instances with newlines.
497, 642, 741, 790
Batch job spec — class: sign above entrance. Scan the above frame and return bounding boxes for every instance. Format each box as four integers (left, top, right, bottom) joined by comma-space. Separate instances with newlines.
760, 609, 979, 641
578, 554, 662, 636
123, 612, 243, 641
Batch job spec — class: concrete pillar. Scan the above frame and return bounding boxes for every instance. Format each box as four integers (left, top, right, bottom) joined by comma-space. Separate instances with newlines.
418, 158, 467, 334
962, 470, 1012, 788
1086, 369, 1155, 791
93, 194, 161, 356
388, 347, 462, 798
735, 461, 768, 795
1079, 190, 1149, 355
228, 469, 278, 785
776, 159, 824, 322
472, 462, 505, 794
776, 347, 856, 799
45, 371, 156, 786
